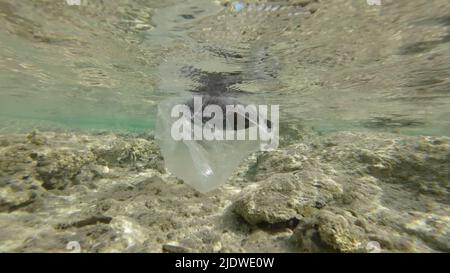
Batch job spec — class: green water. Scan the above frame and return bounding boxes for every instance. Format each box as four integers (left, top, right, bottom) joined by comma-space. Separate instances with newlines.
0, 0, 449, 136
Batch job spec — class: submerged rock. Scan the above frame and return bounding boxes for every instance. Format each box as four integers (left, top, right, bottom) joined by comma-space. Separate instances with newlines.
233, 132, 450, 252
0, 183, 36, 213
35, 150, 97, 190
292, 208, 367, 252
0, 131, 448, 253
233, 172, 343, 226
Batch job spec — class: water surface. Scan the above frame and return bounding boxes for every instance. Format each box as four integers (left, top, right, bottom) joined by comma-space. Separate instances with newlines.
0, 0, 449, 137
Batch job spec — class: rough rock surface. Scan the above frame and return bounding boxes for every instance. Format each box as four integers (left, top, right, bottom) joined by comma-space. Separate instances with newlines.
0, 130, 448, 252
233, 132, 450, 252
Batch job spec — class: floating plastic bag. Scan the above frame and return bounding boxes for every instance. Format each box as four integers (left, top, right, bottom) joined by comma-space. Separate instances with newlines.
155, 96, 265, 193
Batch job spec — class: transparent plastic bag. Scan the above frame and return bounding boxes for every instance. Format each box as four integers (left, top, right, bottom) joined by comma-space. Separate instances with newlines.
155, 96, 263, 193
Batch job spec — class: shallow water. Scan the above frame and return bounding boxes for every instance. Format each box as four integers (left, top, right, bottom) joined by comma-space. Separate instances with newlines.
0, 0, 449, 253
0, 0, 449, 136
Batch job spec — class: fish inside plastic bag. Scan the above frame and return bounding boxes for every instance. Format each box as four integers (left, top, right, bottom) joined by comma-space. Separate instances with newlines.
155, 96, 274, 193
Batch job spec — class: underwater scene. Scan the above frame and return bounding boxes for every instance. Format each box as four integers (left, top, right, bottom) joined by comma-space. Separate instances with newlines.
0, 0, 449, 253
